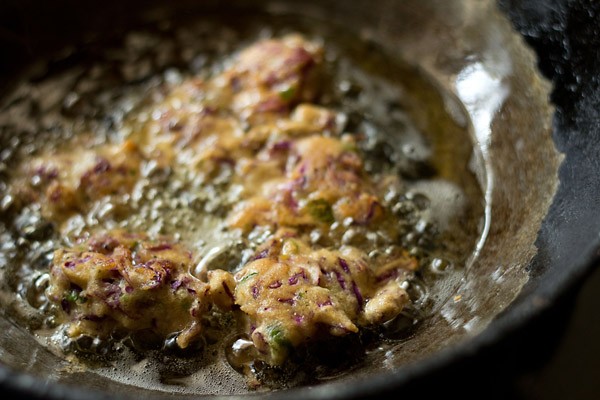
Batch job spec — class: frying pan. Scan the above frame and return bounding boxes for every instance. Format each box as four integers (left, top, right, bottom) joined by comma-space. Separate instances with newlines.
0, 0, 598, 398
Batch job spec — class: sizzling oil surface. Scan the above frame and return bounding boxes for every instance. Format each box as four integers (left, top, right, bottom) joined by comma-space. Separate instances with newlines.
0, 14, 484, 394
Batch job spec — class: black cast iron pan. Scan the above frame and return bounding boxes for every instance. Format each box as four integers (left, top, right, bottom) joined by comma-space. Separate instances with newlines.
0, 0, 598, 398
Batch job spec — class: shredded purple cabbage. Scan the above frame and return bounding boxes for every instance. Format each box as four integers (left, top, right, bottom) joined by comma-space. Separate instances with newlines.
103, 284, 122, 309
252, 248, 269, 261
171, 279, 183, 291
317, 298, 333, 307
338, 257, 350, 273
376, 269, 398, 283
272, 140, 291, 152
222, 281, 234, 301
147, 243, 173, 252
277, 297, 294, 305
34, 166, 59, 180
92, 158, 111, 174
256, 97, 286, 113
333, 269, 346, 289
364, 200, 380, 223
268, 280, 282, 289
288, 270, 307, 285
351, 281, 363, 310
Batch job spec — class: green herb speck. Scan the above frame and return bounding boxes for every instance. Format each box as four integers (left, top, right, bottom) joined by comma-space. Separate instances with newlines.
268, 324, 292, 348
306, 199, 335, 224
239, 272, 258, 283
66, 289, 86, 304
278, 86, 297, 102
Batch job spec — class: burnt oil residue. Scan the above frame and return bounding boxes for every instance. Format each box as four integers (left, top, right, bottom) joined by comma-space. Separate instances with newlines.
0, 13, 485, 394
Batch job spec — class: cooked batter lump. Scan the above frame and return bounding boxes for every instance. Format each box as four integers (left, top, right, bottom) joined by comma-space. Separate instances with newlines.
6, 33, 439, 387
47, 230, 234, 350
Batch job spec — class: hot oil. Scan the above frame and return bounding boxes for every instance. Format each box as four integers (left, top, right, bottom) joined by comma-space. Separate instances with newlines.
0, 12, 485, 394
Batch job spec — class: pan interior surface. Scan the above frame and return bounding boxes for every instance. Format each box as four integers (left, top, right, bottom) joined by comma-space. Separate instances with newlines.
0, 0, 560, 398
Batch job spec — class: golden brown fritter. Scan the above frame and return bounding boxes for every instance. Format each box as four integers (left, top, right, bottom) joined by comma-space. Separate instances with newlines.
234, 231, 416, 365
228, 134, 382, 232
47, 230, 234, 349
13, 140, 143, 222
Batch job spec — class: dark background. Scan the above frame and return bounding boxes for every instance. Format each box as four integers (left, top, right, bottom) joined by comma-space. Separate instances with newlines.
500, 2, 600, 397
516, 266, 600, 399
